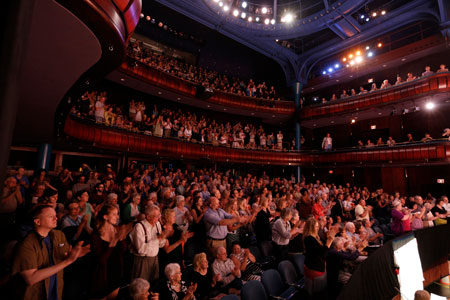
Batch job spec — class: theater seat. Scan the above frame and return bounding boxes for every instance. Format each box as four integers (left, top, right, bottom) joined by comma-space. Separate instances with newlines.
241, 280, 268, 300
261, 269, 298, 300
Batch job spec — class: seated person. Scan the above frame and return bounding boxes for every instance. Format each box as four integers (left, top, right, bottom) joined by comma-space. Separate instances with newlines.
386, 136, 396, 146
212, 246, 243, 295
327, 237, 367, 298
330, 94, 338, 101
358, 86, 368, 94
230, 242, 262, 281
61, 200, 92, 244
421, 66, 434, 77
395, 75, 403, 85
191, 253, 222, 300
436, 64, 448, 73
380, 80, 391, 89
350, 89, 356, 97
160, 263, 197, 300
127, 278, 158, 300
406, 72, 417, 82
376, 138, 384, 146
366, 140, 375, 148
370, 83, 377, 92
340, 90, 349, 99
421, 133, 433, 142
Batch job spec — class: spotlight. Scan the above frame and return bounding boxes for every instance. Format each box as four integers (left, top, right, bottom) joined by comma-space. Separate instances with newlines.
158, 22, 163, 27
241, 12, 246, 18
214, 0, 219, 2
322, 71, 327, 75
248, 16, 252, 22
241, 1, 247, 8
334, 64, 340, 68
342, 57, 347, 62
219, 2, 223, 7
356, 50, 361, 56
366, 17, 370, 22
351, 119, 356, 124
350, 60, 355, 65
262, 7, 267, 14
360, 15, 365, 19
425, 102, 435, 110
328, 68, 333, 72
346, 64, 349, 67
367, 51, 374, 57
372, 12, 377, 17
145, 15, 151, 21
270, 19, 275, 24
355, 56, 363, 63
223, 5, 229, 11
140, 13, 144, 18
365, 46, 370, 50
348, 54, 353, 59
264, 18, 270, 24
381, 10, 386, 15
255, 17, 260, 22
275, 39, 279, 42
377, 42, 382, 47
282, 13, 294, 23
233, 9, 239, 17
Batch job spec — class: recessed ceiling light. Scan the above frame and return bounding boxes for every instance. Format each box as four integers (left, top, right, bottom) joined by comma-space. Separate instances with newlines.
177, 97, 181, 100
158, 91, 162, 95
120, 78, 125, 81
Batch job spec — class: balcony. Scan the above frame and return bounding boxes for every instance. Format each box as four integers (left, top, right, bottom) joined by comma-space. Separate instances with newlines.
116, 57, 295, 115
64, 116, 450, 167
300, 72, 450, 125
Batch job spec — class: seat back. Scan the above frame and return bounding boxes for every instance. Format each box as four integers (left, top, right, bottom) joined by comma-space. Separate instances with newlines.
261, 269, 285, 297
278, 260, 298, 284
221, 294, 241, 300
293, 254, 305, 278
242, 280, 267, 300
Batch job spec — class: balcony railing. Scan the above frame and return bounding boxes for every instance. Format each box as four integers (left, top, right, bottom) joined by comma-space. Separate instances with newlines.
119, 57, 296, 114
64, 116, 450, 166
300, 72, 450, 119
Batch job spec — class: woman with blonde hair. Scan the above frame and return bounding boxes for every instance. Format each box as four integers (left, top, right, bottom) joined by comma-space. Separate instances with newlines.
191, 253, 221, 300
303, 217, 338, 295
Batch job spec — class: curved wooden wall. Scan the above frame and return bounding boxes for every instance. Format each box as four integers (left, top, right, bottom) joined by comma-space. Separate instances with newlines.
300, 72, 450, 119
119, 57, 296, 114
64, 116, 450, 166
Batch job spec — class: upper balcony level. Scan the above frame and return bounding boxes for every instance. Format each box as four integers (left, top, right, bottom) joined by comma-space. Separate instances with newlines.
299, 72, 450, 128
64, 115, 450, 167
107, 56, 295, 123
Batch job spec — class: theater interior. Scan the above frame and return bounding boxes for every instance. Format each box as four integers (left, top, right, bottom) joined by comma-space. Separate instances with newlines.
2, 0, 450, 299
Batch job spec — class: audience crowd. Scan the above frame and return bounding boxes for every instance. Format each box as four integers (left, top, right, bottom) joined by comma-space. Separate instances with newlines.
128, 39, 284, 101
73, 90, 292, 151
2, 162, 449, 299
304, 64, 449, 106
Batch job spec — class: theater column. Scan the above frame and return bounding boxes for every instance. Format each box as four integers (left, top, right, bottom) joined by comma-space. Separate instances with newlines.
36, 143, 52, 172
0, 0, 36, 184
294, 81, 302, 183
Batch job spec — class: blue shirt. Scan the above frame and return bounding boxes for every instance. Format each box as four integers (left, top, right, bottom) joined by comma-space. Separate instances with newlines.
204, 208, 232, 239
43, 236, 58, 300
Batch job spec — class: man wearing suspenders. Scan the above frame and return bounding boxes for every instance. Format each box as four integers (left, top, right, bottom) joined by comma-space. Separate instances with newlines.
129, 205, 167, 282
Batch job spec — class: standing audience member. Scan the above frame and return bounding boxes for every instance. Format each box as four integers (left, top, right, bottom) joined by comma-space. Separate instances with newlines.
129, 205, 167, 282
322, 133, 332, 151
12, 205, 90, 300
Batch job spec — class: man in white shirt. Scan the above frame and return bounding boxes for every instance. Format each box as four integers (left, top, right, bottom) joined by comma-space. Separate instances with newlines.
129, 205, 167, 282
355, 199, 372, 221
322, 133, 332, 151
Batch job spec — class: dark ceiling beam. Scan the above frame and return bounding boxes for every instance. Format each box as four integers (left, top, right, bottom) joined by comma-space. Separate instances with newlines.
437, 0, 450, 38
323, 0, 329, 10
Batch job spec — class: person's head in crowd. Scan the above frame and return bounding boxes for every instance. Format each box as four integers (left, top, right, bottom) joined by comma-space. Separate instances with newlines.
39, 189, 58, 208
31, 204, 57, 232
414, 290, 430, 300
105, 193, 118, 206
216, 246, 228, 262
131, 193, 141, 206
145, 205, 161, 225
165, 263, 182, 283
162, 208, 175, 226
128, 278, 153, 300
96, 204, 119, 233
345, 222, 356, 233
280, 207, 293, 222
331, 237, 344, 250
76, 190, 90, 203
95, 183, 105, 194
303, 217, 320, 239
175, 195, 185, 209
193, 252, 209, 272
66, 201, 81, 218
